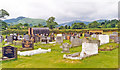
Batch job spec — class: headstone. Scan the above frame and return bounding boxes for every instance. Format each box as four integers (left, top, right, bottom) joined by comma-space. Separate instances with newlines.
0, 35, 3, 42
71, 38, 82, 47
7, 36, 13, 43
2, 46, 17, 60
84, 33, 90, 37
61, 43, 70, 53
50, 33, 55, 41
18, 35, 23, 40
23, 35, 30, 41
97, 35, 109, 45
33, 36, 40, 43
13, 35, 18, 40
91, 34, 97, 38
56, 35, 63, 44
80, 42, 98, 58
87, 40, 100, 47
22, 40, 34, 49
40, 36, 47, 44
14, 41, 22, 45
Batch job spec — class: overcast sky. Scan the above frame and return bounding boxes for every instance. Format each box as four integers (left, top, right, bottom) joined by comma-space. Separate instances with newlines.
0, 0, 119, 23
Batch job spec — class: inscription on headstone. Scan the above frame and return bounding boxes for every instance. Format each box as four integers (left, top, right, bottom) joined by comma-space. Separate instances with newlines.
2, 46, 17, 59
22, 40, 34, 49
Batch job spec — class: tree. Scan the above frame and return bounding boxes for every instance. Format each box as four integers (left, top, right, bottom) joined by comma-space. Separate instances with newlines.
38, 23, 43, 27
0, 20, 7, 30
24, 23, 29, 27
88, 21, 99, 28
46, 17, 58, 29
68, 26, 71, 29
59, 26, 64, 29
0, 9, 9, 19
65, 25, 68, 29
72, 23, 86, 29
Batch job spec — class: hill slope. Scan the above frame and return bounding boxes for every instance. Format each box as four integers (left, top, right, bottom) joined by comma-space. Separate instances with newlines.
4, 16, 46, 26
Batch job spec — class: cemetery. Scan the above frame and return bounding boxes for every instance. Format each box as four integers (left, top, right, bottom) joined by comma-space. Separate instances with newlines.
0, 28, 119, 68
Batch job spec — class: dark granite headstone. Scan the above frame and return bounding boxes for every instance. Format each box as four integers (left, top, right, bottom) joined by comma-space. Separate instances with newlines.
22, 40, 34, 49
2, 46, 17, 59
13, 35, 18, 40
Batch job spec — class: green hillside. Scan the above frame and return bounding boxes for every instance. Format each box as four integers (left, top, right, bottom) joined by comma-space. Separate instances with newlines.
4, 17, 47, 26
16, 18, 46, 26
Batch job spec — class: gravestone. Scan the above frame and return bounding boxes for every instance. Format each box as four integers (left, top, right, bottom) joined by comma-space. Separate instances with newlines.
114, 37, 120, 43
47, 37, 52, 42
13, 35, 18, 41
40, 36, 48, 44
61, 43, 70, 53
56, 36, 63, 44
84, 33, 90, 37
87, 40, 100, 47
0, 35, 3, 42
14, 41, 22, 45
97, 35, 109, 45
91, 34, 97, 38
80, 42, 98, 58
2, 46, 17, 60
18, 35, 23, 40
7, 36, 13, 43
23, 35, 30, 41
71, 38, 82, 47
50, 33, 55, 41
33, 36, 40, 43
22, 40, 34, 49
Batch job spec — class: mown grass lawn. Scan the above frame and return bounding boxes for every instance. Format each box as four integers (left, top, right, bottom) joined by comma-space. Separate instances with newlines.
1, 40, 118, 68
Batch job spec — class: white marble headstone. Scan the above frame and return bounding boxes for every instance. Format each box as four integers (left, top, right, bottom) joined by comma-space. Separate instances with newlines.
80, 42, 98, 58
97, 35, 109, 45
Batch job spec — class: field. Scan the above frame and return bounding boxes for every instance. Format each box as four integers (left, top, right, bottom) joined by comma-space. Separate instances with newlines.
1, 40, 118, 68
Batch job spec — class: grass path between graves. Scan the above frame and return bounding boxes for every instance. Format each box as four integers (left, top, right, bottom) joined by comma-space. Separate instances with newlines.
1, 40, 118, 68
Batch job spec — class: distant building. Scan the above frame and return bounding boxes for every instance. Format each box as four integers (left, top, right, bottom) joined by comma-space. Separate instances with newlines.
28, 27, 50, 35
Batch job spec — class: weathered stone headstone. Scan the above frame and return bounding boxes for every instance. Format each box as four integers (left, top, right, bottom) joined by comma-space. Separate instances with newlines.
84, 33, 90, 37
22, 40, 34, 49
56, 36, 63, 44
33, 36, 40, 43
18, 35, 23, 40
50, 33, 55, 41
7, 36, 13, 43
14, 41, 22, 45
0, 35, 3, 42
23, 35, 30, 41
97, 35, 109, 45
56, 34, 63, 44
2, 46, 17, 60
61, 43, 70, 53
71, 38, 82, 47
91, 34, 97, 38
